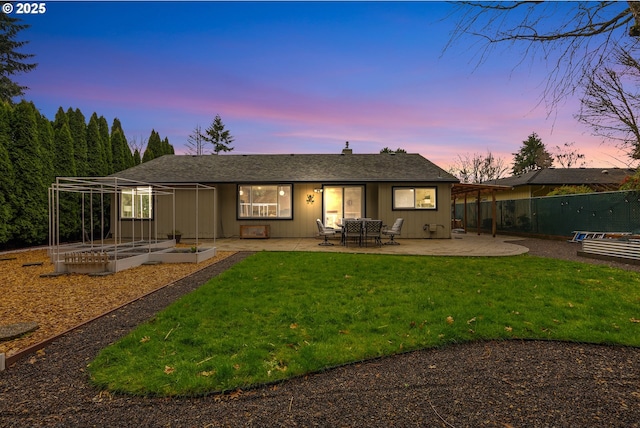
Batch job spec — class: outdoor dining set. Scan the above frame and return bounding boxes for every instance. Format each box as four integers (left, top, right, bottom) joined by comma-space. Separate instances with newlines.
316, 218, 404, 247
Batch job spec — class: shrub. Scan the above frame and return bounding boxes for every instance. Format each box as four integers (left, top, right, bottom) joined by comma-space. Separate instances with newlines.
547, 185, 593, 195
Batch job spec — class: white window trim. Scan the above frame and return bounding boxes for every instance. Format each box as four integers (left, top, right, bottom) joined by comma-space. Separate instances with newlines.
120, 186, 153, 219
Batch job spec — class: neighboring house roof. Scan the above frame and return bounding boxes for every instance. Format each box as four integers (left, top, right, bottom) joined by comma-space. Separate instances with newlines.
111, 153, 459, 184
489, 168, 635, 188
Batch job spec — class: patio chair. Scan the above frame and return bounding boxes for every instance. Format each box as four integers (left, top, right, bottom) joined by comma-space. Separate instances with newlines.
316, 219, 337, 246
382, 218, 404, 245
343, 219, 363, 247
363, 220, 383, 247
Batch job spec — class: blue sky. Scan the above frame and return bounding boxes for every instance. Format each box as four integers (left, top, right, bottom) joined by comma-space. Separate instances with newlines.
13, 1, 632, 170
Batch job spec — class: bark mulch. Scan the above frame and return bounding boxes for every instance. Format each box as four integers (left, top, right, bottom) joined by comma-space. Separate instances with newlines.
1, 242, 639, 427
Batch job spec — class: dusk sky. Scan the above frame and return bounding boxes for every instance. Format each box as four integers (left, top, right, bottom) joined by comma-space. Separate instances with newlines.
12, 1, 634, 171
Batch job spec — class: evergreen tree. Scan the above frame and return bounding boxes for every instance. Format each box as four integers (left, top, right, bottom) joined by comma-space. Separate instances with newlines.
98, 115, 112, 174
36, 110, 55, 188
52, 106, 68, 131
512, 132, 554, 175
380, 147, 407, 154
9, 100, 47, 244
53, 123, 80, 240
133, 148, 141, 165
86, 112, 106, 176
0, 102, 15, 244
110, 126, 128, 173
0, 14, 37, 102
141, 146, 155, 163
162, 137, 174, 154
54, 122, 76, 177
143, 129, 162, 162
142, 129, 174, 162
67, 108, 88, 176
111, 118, 134, 169
202, 114, 235, 154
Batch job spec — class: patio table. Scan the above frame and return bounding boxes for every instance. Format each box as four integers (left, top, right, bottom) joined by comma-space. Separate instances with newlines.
337, 219, 382, 247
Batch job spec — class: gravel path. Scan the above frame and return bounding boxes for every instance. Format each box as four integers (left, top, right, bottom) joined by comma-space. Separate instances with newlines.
1, 242, 639, 427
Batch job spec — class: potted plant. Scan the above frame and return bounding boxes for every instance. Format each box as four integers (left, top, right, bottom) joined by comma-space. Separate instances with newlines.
167, 230, 182, 243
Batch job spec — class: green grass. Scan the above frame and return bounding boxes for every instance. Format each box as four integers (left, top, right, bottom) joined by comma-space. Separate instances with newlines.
88, 252, 640, 396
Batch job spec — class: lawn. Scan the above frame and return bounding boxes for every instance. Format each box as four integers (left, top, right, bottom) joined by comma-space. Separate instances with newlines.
88, 252, 640, 397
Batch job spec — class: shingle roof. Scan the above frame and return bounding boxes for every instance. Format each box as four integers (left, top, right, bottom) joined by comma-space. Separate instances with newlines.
490, 168, 634, 187
111, 153, 459, 184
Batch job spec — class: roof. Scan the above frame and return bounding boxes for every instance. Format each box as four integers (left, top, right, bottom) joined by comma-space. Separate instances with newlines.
451, 182, 512, 198
111, 153, 459, 184
489, 168, 635, 188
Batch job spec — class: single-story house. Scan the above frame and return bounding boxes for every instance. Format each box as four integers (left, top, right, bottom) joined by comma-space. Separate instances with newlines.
110, 149, 459, 240
488, 167, 635, 200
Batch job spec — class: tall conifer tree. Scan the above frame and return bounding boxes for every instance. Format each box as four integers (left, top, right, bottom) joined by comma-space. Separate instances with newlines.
98, 115, 112, 174
142, 129, 174, 162
110, 128, 128, 173
37, 110, 54, 187
53, 106, 68, 130
9, 100, 46, 244
67, 108, 88, 176
0, 14, 37, 102
54, 122, 76, 177
54, 123, 80, 240
143, 129, 162, 162
133, 148, 141, 165
86, 112, 106, 176
0, 102, 15, 244
111, 117, 133, 170
162, 137, 174, 154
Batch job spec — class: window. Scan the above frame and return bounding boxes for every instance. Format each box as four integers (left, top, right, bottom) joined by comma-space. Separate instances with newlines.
120, 186, 153, 219
323, 185, 364, 228
393, 187, 437, 210
238, 185, 292, 219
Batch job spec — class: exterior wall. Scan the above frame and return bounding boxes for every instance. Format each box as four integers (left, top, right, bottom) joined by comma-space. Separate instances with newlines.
376, 182, 452, 239
493, 186, 533, 201
220, 183, 323, 238
493, 185, 554, 201
114, 187, 217, 240
220, 181, 452, 238
114, 181, 453, 239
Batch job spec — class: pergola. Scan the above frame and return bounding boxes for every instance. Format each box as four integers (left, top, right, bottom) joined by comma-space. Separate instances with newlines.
48, 177, 216, 273
451, 183, 512, 237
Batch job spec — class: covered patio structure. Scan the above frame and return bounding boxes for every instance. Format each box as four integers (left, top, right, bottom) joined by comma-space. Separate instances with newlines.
451, 183, 512, 237
48, 177, 217, 273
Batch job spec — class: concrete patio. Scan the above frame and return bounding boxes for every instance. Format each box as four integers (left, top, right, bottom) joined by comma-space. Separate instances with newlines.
184, 232, 530, 257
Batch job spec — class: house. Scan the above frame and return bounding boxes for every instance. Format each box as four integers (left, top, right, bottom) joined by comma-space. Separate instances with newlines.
488, 168, 635, 200
110, 150, 459, 240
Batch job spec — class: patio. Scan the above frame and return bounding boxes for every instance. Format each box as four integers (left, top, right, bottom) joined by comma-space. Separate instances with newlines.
185, 233, 530, 257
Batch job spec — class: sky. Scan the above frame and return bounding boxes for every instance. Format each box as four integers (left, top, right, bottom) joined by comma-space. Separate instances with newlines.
10, 1, 636, 171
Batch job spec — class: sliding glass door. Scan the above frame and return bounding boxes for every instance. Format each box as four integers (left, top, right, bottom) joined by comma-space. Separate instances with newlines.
323, 185, 364, 228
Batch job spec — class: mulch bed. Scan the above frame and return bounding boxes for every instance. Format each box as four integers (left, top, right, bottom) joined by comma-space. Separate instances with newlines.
1, 242, 639, 427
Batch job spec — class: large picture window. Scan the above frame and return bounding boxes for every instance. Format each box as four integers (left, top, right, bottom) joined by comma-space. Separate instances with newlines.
238, 184, 292, 219
393, 187, 437, 210
120, 186, 153, 219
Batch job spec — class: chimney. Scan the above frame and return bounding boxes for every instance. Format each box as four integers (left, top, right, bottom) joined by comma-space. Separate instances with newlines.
342, 141, 352, 155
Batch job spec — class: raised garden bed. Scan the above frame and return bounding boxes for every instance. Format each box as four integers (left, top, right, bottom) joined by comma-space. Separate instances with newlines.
150, 247, 217, 264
